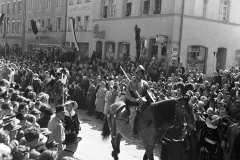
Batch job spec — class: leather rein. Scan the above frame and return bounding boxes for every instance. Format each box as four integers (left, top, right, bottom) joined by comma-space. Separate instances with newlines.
158, 98, 189, 142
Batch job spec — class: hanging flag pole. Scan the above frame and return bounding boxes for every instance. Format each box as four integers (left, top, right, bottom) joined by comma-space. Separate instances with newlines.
70, 18, 79, 51
4, 17, 8, 58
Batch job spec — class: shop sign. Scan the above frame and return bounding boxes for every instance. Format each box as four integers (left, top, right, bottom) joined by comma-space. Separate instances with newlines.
156, 35, 168, 43
172, 51, 178, 56
69, 4, 92, 12
93, 30, 105, 39
36, 36, 50, 40
189, 48, 199, 52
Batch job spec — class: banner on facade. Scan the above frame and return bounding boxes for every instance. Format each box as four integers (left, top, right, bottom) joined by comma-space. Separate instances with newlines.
0, 14, 5, 27
70, 18, 79, 51
31, 20, 39, 35
3, 17, 9, 47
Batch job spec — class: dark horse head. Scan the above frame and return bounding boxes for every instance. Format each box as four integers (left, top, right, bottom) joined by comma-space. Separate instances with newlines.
151, 95, 195, 139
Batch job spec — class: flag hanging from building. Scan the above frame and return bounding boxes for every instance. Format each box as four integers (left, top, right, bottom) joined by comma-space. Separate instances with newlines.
0, 14, 5, 27
31, 20, 39, 35
3, 17, 9, 42
70, 18, 79, 51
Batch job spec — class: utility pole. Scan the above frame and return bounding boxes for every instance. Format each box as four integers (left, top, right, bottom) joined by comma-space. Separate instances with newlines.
178, 0, 185, 63
64, 0, 68, 45
22, 0, 26, 53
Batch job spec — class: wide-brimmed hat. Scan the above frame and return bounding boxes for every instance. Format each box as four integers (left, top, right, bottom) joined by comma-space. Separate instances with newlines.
55, 106, 66, 113
211, 114, 221, 125
63, 100, 78, 110
2, 119, 22, 131
33, 73, 39, 77
2, 115, 19, 124
46, 140, 59, 149
62, 133, 82, 145
40, 128, 52, 136
44, 107, 53, 116
38, 133, 48, 145
13, 84, 21, 90
30, 108, 41, 115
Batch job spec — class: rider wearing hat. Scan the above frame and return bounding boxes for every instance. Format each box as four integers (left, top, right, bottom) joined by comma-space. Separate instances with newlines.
125, 65, 149, 139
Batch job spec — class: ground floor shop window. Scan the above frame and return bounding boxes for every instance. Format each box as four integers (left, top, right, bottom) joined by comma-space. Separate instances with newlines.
187, 46, 207, 74
105, 42, 115, 59
118, 42, 130, 60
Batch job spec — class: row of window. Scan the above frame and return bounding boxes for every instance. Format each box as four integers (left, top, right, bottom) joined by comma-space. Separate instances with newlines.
28, 17, 60, 32
27, 15, 91, 32
102, 0, 162, 19
29, 0, 62, 11
69, 0, 91, 5
68, 16, 91, 31
101, 0, 228, 22
2, 1, 22, 14
0, 15, 91, 34
0, 20, 21, 34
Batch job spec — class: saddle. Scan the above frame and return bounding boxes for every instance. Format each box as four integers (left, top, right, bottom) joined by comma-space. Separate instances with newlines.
116, 103, 141, 122
118, 107, 130, 122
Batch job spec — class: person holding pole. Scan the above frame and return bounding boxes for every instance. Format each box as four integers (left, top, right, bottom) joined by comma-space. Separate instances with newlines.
124, 65, 149, 139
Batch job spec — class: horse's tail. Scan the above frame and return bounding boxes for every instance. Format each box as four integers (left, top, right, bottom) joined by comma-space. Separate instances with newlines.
101, 116, 110, 141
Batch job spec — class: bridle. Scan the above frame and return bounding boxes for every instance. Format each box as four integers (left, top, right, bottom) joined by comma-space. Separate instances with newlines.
160, 98, 189, 142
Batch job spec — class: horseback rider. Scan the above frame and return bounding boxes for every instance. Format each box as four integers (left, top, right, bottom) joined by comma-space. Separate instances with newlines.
125, 65, 149, 139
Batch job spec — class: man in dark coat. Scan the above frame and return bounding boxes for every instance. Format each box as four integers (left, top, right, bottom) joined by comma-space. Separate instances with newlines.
87, 79, 97, 116
80, 76, 90, 109
187, 107, 205, 160
168, 63, 176, 77
37, 107, 53, 128
73, 84, 84, 109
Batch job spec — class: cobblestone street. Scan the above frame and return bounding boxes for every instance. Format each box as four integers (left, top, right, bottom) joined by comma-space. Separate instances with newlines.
73, 109, 160, 160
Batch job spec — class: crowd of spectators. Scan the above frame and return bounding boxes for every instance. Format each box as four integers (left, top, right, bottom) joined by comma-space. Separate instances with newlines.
0, 50, 240, 160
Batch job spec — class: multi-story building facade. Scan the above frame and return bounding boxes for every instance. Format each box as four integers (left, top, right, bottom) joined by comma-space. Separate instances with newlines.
66, 0, 93, 61
89, 0, 240, 76
25, 0, 67, 52
0, 0, 25, 54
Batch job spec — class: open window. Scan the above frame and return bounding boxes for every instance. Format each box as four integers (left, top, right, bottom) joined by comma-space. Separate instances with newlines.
143, 0, 150, 15
102, 0, 108, 19
154, 0, 162, 14
126, 2, 132, 17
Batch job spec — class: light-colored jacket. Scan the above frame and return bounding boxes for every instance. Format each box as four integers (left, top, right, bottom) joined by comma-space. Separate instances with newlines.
48, 116, 65, 151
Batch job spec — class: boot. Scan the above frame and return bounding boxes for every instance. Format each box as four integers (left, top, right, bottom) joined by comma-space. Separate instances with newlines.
129, 117, 138, 139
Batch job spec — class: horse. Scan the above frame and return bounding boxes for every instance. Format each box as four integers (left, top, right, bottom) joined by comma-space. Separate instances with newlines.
101, 97, 195, 160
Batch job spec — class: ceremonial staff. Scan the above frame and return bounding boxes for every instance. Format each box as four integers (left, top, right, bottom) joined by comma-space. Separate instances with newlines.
120, 66, 155, 103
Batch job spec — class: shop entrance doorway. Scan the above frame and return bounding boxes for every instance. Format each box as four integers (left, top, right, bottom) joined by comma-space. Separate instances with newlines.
149, 38, 158, 58
96, 41, 103, 59
216, 47, 227, 71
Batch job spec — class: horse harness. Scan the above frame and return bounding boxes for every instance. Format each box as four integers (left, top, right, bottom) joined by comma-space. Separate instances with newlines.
158, 99, 188, 143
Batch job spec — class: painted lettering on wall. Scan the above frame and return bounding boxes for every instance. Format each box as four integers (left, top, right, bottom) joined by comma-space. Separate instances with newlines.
93, 30, 105, 39
69, 4, 92, 12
